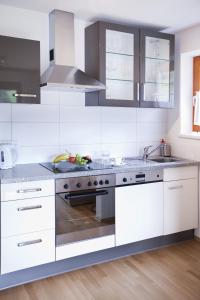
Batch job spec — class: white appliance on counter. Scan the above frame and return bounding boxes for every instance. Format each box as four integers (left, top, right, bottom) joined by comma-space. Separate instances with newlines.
0, 143, 18, 169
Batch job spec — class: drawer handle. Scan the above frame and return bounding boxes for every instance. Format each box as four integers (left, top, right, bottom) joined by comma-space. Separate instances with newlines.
17, 205, 42, 211
17, 239, 42, 247
137, 82, 140, 101
16, 188, 42, 194
168, 185, 183, 190
14, 93, 37, 98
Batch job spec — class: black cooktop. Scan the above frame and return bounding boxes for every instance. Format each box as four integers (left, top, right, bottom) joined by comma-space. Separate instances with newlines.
40, 161, 112, 174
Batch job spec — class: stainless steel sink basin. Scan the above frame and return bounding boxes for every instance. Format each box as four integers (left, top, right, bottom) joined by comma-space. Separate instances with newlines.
148, 157, 180, 163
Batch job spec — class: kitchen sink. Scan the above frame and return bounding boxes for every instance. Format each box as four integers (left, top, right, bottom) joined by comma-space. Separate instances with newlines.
148, 157, 180, 163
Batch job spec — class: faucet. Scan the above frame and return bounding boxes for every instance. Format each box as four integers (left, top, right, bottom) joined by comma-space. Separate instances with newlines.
142, 144, 164, 161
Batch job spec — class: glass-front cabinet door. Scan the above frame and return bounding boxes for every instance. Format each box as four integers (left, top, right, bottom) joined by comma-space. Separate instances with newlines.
85, 22, 140, 107
140, 30, 174, 108
85, 23, 175, 108
100, 23, 139, 107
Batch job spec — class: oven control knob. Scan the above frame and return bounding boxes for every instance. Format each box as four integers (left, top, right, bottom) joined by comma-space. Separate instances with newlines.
99, 180, 103, 185
64, 184, 69, 189
76, 183, 81, 188
105, 179, 109, 184
123, 177, 127, 183
94, 180, 98, 186
88, 181, 92, 186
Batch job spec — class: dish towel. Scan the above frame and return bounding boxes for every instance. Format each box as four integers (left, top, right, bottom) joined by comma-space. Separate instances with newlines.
193, 92, 200, 126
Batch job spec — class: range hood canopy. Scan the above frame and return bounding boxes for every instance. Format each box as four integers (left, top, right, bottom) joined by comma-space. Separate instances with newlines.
41, 10, 105, 92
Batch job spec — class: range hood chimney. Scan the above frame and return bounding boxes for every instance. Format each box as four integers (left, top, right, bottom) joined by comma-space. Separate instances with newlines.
41, 10, 105, 92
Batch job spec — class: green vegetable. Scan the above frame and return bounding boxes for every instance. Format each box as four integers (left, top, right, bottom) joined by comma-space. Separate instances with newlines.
74, 153, 88, 165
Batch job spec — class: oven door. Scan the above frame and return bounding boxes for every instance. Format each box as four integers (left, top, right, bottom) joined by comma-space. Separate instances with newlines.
56, 187, 115, 246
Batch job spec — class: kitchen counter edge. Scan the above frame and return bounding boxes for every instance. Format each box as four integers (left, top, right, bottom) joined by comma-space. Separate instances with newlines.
0, 158, 199, 184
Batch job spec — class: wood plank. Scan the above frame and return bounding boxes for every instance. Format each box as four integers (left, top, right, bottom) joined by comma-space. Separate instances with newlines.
0, 239, 200, 300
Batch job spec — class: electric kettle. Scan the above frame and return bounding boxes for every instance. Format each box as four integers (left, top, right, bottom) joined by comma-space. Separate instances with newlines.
0, 143, 18, 169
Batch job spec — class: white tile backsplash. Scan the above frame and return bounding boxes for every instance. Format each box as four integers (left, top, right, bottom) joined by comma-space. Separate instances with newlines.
0, 90, 168, 163
100, 107, 137, 123
0, 104, 11, 121
60, 106, 101, 123
60, 122, 101, 145
12, 123, 60, 147
41, 90, 60, 105
17, 146, 60, 164
137, 108, 168, 123
137, 122, 167, 142
0, 123, 12, 141
59, 92, 85, 106
101, 122, 137, 143
100, 142, 138, 157
12, 104, 59, 123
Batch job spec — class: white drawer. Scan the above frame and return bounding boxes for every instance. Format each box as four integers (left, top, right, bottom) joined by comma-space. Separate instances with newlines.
1, 196, 55, 237
56, 235, 115, 261
1, 180, 55, 201
164, 166, 198, 181
1, 230, 55, 274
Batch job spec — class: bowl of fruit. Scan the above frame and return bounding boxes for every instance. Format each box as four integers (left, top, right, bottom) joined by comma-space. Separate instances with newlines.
53, 153, 92, 166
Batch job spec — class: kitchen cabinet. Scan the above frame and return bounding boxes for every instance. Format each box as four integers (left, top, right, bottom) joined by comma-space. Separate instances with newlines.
140, 30, 174, 108
1, 179, 55, 201
0, 35, 40, 104
85, 22, 174, 108
1, 196, 55, 237
1, 180, 55, 274
1, 230, 55, 274
115, 182, 164, 246
85, 22, 140, 107
164, 167, 198, 235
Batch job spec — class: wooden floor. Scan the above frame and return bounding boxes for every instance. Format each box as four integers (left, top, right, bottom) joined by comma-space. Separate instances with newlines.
1, 239, 200, 300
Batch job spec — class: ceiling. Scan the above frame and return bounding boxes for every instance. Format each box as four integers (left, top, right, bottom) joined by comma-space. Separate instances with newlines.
0, 0, 200, 33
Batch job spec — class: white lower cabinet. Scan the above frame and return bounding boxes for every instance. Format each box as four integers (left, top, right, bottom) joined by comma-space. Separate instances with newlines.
1, 180, 55, 202
164, 178, 198, 235
115, 182, 164, 246
56, 235, 115, 261
1, 196, 55, 237
1, 229, 55, 274
1, 180, 56, 275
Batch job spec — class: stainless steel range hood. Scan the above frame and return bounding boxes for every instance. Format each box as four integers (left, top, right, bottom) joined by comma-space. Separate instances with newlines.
41, 10, 105, 92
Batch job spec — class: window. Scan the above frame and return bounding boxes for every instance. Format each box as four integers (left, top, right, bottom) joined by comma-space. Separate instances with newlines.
193, 56, 200, 132
180, 50, 200, 139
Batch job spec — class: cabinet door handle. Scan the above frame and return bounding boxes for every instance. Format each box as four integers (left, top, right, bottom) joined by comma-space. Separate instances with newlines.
137, 82, 140, 101
14, 93, 37, 98
17, 205, 42, 211
143, 83, 146, 101
16, 188, 42, 194
168, 185, 183, 190
17, 239, 42, 247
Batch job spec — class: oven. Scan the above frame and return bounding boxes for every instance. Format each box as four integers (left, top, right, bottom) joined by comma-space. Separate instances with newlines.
55, 174, 115, 247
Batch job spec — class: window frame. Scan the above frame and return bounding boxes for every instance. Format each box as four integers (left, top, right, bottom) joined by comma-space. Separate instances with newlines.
192, 56, 200, 132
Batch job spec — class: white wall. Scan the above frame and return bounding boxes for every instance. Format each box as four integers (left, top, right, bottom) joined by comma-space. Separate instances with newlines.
168, 24, 200, 160
0, 4, 168, 164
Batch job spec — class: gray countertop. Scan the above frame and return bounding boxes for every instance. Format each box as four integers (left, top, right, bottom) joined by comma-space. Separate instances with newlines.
0, 156, 199, 184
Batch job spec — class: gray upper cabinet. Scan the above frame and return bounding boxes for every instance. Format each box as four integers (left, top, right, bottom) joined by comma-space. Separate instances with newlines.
139, 30, 174, 108
0, 35, 40, 104
85, 22, 174, 108
85, 22, 140, 107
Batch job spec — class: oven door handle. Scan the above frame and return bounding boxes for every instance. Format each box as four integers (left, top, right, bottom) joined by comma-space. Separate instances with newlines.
65, 190, 109, 200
